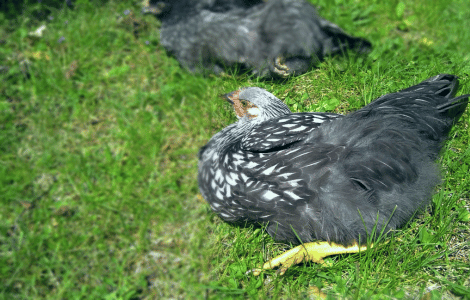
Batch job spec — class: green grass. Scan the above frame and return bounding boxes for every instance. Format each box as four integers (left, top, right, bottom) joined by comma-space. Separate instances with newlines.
1, 0, 469, 299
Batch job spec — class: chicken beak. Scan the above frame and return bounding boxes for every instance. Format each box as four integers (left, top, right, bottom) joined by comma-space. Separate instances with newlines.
221, 90, 238, 105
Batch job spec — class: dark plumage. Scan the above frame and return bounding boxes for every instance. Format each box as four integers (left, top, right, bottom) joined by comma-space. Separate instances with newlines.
143, 0, 371, 78
198, 74, 469, 247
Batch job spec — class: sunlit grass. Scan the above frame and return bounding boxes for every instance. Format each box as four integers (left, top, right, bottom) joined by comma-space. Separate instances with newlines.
0, 0, 469, 298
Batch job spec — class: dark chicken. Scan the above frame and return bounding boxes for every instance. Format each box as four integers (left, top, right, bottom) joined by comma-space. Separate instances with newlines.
143, 0, 371, 78
198, 74, 469, 274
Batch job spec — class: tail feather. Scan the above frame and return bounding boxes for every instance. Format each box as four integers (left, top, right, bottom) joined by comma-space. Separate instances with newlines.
438, 94, 469, 124
319, 19, 372, 55
356, 74, 469, 143
399, 74, 459, 98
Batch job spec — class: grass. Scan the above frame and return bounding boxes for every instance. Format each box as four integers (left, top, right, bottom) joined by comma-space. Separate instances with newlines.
0, 0, 469, 299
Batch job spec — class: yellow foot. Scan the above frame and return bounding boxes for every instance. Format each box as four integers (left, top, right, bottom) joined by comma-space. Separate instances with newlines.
253, 241, 370, 276
142, 0, 167, 15
273, 56, 290, 77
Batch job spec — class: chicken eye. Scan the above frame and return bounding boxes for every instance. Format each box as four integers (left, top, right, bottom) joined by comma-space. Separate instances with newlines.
239, 100, 259, 118
240, 100, 252, 108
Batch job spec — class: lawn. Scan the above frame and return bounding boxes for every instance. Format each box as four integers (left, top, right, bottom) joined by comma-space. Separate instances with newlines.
1, 0, 469, 299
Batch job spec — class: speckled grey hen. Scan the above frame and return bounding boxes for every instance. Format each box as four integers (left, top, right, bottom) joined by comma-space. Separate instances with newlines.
143, 0, 371, 78
198, 74, 469, 274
